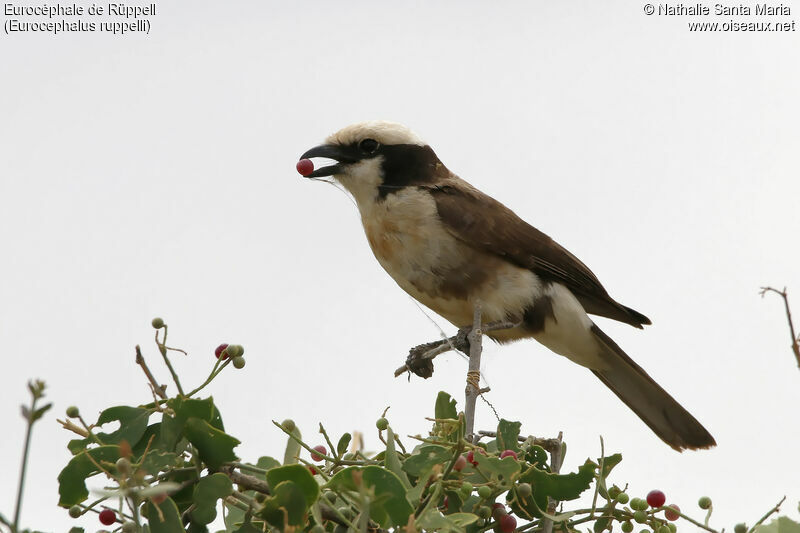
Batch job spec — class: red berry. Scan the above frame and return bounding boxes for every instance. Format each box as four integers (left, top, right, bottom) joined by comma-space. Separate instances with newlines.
441, 496, 449, 509
466, 448, 485, 466
453, 454, 467, 471
215, 343, 229, 359
99, 509, 116, 526
311, 445, 327, 462
499, 513, 517, 533
665, 504, 680, 521
150, 492, 167, 505
500, 450, 518, 460
308, 465, 318, 475
296, 159, 315, 176
646, 490, 666, 508
492, 502, 507, 521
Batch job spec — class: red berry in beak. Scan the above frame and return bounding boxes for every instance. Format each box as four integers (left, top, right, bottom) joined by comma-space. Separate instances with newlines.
297, 158, 314, 176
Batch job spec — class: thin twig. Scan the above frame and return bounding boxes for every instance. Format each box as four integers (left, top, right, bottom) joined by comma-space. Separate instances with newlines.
760, 287, 800, 368
748, 496, 786, 532
464, 301, 483, 441
135, 345, 167, 399
155, 327, 185, 396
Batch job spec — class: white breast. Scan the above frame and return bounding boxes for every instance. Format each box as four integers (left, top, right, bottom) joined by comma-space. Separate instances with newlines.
356, 184, 543, 328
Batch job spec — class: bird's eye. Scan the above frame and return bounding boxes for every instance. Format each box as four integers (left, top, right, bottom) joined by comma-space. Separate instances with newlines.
359, 138, 380, 154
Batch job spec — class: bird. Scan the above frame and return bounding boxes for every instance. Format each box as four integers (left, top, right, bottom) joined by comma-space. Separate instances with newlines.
298, 120, 715, 451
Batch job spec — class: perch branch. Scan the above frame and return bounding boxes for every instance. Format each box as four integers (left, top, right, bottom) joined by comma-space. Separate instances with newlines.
542, 431, 564, 533
464, 301, 483, 441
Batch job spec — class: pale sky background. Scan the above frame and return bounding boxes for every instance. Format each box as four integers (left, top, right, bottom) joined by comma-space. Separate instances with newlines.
1, 1, 799, 531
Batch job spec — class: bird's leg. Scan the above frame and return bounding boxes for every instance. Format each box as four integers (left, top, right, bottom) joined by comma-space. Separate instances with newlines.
394, 320, 520, 379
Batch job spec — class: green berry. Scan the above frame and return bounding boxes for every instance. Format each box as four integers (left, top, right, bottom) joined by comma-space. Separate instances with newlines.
698, 496, 712, 510
616, 492, 630, 504
225, 344, 241, 357
608, 486, 621, 499
151, 317, 164, 329
337, 506, 353, 520
68, 505, 82, 518
477, 506, 492, 519
734, 524, 747, 533
461, 481, 473, 494
66, 406, 80, 418
621, 522, 634, 533
640, 530, 652, 533
115, 457, 131, 475
282, 419, 296, 432
517, 482, 532, 498
634, 510, 648, 523
323, 490, 337, 504
376, 417, 389, 430
631, 498, 648, 511
121, 522, 137, 533
310, 525, 325, 533
667, 524, 677, 533
477, 485, 492, 499
232, 356, 246, 369
659, 526, 672, 533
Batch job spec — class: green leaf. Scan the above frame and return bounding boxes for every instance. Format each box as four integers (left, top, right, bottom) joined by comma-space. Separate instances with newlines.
161, 397, 224, 451
260, 480, 307, 529
191, 473, 234, 524
336, 433, 352, 457
472, 449, 521, 483
525, 445, 548, 468
31, 402, 52, 422
435, 391, 457, 420
68, 406, 151, 452
266, 464, 319, 505
96, 406, 151, 445
384, 428, 411, 489
183, 417, 240, 470
326, 466, 413, 528
187, 523, 209, 533
599, 453, 622, 478
402, 445, 451, 477
512, 459, 596, 518
145, 498, 187, 533
140, 450, 181, 476
57, 445, 120, 506
232, 521, 263, 533
756, 517, 800, 533
417, 511, 479, 531
256, 456, 281, 472
496, 419, 521, 453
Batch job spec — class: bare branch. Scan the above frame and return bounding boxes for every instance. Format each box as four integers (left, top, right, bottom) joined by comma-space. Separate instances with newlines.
464, 301, 483, 441
760, 286, 800, 369
135, 345, 168, 399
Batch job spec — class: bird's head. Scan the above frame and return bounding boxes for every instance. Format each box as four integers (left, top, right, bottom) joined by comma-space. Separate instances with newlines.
298, 121, 449, 204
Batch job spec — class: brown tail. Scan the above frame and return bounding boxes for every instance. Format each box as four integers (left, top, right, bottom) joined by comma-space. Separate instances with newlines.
590, 324, 716, 451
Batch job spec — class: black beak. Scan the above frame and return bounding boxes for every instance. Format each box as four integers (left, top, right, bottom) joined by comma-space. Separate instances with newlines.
299, 144, 361, 178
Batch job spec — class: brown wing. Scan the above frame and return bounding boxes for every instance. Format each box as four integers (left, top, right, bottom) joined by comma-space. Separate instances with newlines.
426, 179, 651, 328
